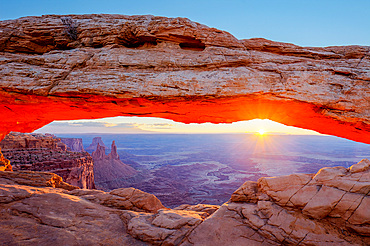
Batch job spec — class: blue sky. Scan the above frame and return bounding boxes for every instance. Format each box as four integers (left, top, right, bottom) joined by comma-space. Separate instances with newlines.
1, 0, 369, 46
3, 1, 369, 134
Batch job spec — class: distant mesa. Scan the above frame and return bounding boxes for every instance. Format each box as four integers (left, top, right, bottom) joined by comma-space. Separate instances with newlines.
86, 137, 107, 152
0, 132, 65, 151
0, 132, 95, 189
91, 139, 137, 190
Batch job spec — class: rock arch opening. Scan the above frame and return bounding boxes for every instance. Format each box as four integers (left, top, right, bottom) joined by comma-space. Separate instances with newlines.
1, 95, 370, 144
1, 116, 368, 207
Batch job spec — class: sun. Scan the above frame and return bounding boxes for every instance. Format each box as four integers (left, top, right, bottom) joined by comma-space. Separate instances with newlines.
257, 129, 266, 135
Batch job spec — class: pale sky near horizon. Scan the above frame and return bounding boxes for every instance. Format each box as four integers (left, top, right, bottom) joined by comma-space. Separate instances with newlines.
3, 1, 369, 135
35, 118, 321, 135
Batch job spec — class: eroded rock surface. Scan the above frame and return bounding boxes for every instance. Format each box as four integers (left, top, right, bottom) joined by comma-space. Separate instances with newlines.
0, 160, 369, 245
0, 171, 146, 246
60, 137, 85, 152
0, 14, 369, 143
0, 132, 95, 189
203, 159, 370, 246
69, 187, 165, 213
0, 170, 78, 191
0, 171, 163, 245
0, 132, 64, 150
0, 147, 12, 171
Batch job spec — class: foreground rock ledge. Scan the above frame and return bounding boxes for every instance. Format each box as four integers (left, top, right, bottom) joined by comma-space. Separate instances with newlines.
1, 159, 369, 245
0, 14, 370, 144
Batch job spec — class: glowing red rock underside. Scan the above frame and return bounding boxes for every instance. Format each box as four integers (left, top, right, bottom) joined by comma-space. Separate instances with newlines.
1, 91, 370, 144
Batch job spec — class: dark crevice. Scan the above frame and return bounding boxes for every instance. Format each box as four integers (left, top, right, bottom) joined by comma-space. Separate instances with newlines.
4, 106, 12, 111
333, 71, 354, 77
179, 42, 205, 51
91, 43, 104, 49
117, 23, 158, 48
159, 33, 206, 51
329, 83, 344, 90
121, 37, 158, 48
54, 44, 75, 51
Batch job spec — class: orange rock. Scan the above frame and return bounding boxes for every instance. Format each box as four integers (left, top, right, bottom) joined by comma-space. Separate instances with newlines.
0, 148, 12, 171
0, 170, 78, 190
1, 160, 369, 245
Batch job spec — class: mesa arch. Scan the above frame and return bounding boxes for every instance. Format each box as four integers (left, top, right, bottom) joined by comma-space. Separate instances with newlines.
0, 14, 369, 143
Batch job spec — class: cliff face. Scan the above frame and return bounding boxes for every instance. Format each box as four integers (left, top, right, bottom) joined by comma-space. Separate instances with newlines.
0, 15, 369, 144
0, 132, 62, 150
0, 132, 95, 189
91, 140, 137, 189
0, 159, 369, 245
60, 137, 84, 152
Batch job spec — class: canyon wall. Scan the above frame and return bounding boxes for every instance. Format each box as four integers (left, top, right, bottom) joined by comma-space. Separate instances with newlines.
0, 15, 369, 143
0, 132, 63, 150
60, 137, 85, 152
0, 132, 95, 189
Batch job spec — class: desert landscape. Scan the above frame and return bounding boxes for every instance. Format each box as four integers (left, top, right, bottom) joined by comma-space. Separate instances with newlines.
0, 3, 369, 245
55, 133, 369, 208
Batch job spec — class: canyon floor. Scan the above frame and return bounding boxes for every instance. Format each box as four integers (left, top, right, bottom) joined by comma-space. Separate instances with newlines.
57, 133, 370, 207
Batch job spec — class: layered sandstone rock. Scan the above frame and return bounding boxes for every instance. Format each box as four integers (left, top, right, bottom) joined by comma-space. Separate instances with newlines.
69, 187, 165, 213
0, 171, 147, 246
187, 159, 370, 245
60, 137, 85, 152
0, 170, 78, 191
1, 159, 368, 245
0, 15, 369, 144
0, 132, 62, 150
92, 140, 137, 189
0, 132, 95, 189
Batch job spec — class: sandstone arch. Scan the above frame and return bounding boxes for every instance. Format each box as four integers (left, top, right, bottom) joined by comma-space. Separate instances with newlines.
0, 14, 369, 143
